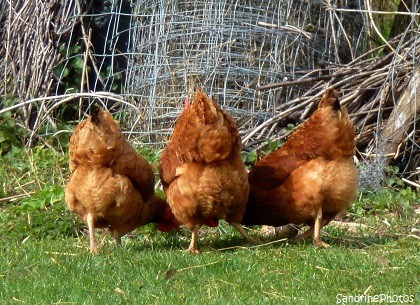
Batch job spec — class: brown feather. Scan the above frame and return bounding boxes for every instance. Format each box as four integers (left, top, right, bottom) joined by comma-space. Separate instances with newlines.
159, 88, 249, 231
65, 107, 179, 252
243, 89, 359, 232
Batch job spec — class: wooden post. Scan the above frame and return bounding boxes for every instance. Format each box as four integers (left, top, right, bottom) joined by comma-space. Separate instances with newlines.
379, 67, 419, 158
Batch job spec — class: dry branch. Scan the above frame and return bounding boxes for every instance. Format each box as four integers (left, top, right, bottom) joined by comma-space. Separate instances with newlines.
243, 29, 419, 185
0, 1, 418, 183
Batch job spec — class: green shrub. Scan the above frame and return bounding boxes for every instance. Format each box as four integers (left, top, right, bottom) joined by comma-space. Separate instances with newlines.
349, 166, 418, 219
0, 110, 24, 155
0, 145, 83, 241
0, 184, 83, 241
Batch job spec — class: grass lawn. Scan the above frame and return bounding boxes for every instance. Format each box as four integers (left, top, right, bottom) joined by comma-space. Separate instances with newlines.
1, 217, 419, 305
0, 146, 418, 304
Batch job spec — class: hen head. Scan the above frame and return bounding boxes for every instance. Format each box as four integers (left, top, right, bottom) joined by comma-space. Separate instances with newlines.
204, 218, 219, 227
157, 204, 181, 232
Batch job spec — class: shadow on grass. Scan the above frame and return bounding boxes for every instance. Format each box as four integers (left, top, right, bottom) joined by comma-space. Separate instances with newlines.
325, 233, 414, 249
209, 228, 412, 252
126, 228, 276, 253
120, 221, 416, 254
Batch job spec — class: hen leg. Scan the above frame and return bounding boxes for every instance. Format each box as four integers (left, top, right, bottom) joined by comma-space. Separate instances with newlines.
294, 207, 329, 247
296, 207, 330, 248
313, 207, 329, 248
187, 224, 201, 254
86, 212, 98, 253
111, 229, 122, 247
230, 222, 261, 244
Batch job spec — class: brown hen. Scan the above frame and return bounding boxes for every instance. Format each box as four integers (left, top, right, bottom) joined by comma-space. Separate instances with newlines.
159, 88, 257, 253
242, 89, 359, 247
65, 106, 179, 253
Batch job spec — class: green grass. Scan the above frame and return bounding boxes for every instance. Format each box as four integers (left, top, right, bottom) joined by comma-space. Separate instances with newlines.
0, 218, 419, 305
0, 146, 419, 304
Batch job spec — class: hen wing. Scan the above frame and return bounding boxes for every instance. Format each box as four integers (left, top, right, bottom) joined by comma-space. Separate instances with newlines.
160, 88, 240, 188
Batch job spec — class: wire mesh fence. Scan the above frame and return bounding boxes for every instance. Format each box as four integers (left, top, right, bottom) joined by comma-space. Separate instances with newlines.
123, 0, 368, 144
0, 0, 419, 186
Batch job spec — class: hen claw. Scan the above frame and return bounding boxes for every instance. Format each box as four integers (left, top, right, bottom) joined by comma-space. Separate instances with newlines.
186, 247, 200, 254
314, 240, 330, 248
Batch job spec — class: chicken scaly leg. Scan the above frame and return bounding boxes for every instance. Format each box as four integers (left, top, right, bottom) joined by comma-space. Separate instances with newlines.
313, 207, 329, 248
86, 212, 99, 253
187, 224, 201, 254
230, 222, 261, 244
294, 207, 329, 248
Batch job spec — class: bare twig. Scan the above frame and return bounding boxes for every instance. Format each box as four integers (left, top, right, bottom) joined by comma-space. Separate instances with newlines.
0, 192, 35, 203
257, 75, 331, 91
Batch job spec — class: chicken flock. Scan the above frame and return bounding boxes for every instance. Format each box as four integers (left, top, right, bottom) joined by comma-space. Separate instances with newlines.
65, 88, 359, 253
